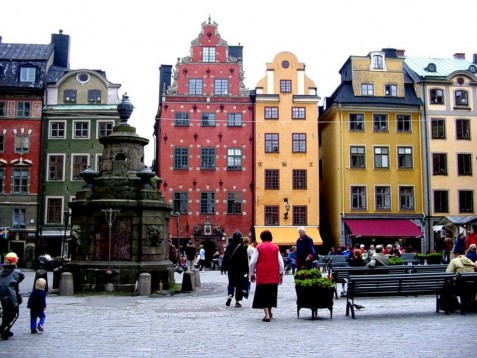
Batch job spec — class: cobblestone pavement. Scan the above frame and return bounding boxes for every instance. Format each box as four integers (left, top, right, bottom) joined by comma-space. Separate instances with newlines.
1, 269, 475, 358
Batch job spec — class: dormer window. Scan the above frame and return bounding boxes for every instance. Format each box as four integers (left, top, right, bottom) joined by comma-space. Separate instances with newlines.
385, 84, 397, 97
427, 63, 436, 72
469, 65, 477, 74
19, 66, 36, 82
372, 54, 384, 69
88, 89, 101, 103
202, 47, 216, 62
455, 90, 468, 106
361, 83, 374, 96
63, 89, 77, 103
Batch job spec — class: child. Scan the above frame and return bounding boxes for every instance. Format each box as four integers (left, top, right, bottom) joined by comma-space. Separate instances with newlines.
27, 278, 47, 334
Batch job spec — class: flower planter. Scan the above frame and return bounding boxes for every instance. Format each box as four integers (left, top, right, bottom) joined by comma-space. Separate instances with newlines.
295, 284, 334, 319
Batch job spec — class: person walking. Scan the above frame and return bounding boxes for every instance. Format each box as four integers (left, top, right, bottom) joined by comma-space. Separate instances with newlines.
184, 242, 197, 272
198, 245, 206, 272
221, 231, 249, 308
0, 252, 25, 340
295, 227, 316, 271
249, 230, 284, 322
27, 278, 47, 334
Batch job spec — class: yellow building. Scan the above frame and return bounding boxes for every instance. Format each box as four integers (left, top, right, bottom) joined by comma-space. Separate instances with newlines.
320, 49, 424, 251
254, 52, 322, 247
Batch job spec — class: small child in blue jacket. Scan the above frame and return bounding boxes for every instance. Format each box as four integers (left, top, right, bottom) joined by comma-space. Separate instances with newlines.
27, 278, 47, 334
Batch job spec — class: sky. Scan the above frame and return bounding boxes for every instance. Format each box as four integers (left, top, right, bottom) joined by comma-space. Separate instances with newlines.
3, 0, 476, 165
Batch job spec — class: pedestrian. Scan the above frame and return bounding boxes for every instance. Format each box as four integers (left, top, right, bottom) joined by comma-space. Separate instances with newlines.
185, 241, 197, 272
443, 234, 453, 264
198, 245, 206, 272
0, 252, 25, 340
221, 231, 249, 308
168, 240, 178, 266
27, 278, 47, 334
249, 230, 284, 322
295, 227, 316, 271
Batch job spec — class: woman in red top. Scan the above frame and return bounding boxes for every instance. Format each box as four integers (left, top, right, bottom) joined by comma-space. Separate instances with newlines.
249, 230, 284, 322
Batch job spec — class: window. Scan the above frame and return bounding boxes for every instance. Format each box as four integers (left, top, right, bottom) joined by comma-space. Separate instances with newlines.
455, 90, 468, 106
63, 90, 77, 103
372, 55, 384, 70
397, 147, 413, 168
292, 107, 305, 119
397, 115, 411, 132
173, 192, 188, 214
73, 121, 89, 138
214, 79, 228, 95
456, 119, 470, 139
459, 190, 473, 213
14, 133, 29, 153
188, 79, 203, 95
457, 153, 472, 176
351, 186, 366, 210
264, 206, 279, 226
350, 146, 366, 168
174, 113, 190, 127
265, 107, 278, 119
432, 153, 447, 175
434, 190, 448, 213
349, 114, 364, 131
227, 148, 242, 170
20, 67, 36, 82
201, 113, 216, 127
46, 198, 62, 223
373, 114, 388, 132
0, 134, 3, 152
48, 155, 64, 181
292, 170, 307, 190
96, 154, 102, 172
280, 80, 292, 93
173, 148, 189, 169
87, 89, 101, 103
72, 155, 88, 180
12, 169, 29, 193
374, 147, 389, 168
98, 121, 114, 138
200, 148, 216, 169
430, 89, 444, 104
361, 83, 374, 96
292, 133, 306, 153
227, 192, 243, 214
12, 208, 26, 228
227, 113, 242, 127
50, 122, 65, 139
0, 168, 4, 193
292, 206, 307, 226
0, 101, 5, 117
17, 102, 31, 117
265, 133, 279, 153
200, 192, 215, 214
265, 169, 279, 189
375, 186, 391, 210
399, 186, 414, 210
202, 47, 216, 62
431, 119, 446, 139
385, 84, 397, 96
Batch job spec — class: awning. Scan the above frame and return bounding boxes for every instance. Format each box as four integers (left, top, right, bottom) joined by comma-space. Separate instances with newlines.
254, 226, 323, 246
438, 216, 477, 225
343, 219, 423, 238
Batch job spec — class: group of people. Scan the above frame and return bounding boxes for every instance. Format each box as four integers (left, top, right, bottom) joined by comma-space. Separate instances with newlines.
0, 252, 47, 340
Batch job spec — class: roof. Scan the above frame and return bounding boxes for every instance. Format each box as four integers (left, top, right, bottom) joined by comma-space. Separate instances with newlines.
438, 216, 477, 226
0, 43, 54, 61
343, 219, 423, 238
405, 56, 475, 77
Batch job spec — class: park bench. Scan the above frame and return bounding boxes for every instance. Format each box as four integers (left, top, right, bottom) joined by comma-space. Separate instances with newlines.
317, 255, 349, 273
345, 272, 455, 318
411, 264, 448, 274
400, 253, 420, 265
455, 272, 477, 314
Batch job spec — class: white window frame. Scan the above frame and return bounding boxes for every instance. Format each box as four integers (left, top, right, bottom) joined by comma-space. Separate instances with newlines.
46, 153, 65, 181
71, 154, 90, 181
49, 120, 67, 139
97, 120, 115, 139
72, 120, 91, 139
45, 196, 64, 224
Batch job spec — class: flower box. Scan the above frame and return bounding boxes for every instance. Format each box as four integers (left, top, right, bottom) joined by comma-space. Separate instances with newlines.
294, 269, 335, 319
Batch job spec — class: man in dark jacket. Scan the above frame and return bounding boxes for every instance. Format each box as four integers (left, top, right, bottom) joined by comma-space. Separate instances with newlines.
295, 227, 316, 271
185, 242, 197, 271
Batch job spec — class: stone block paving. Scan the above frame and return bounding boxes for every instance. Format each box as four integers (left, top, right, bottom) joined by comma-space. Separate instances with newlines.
1, 269, 475, 357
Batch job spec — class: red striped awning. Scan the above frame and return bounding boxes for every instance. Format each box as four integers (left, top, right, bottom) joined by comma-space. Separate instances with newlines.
343, 219, 423, 238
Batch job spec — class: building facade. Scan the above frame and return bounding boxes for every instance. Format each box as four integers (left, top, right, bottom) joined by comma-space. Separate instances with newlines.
320, 49, 424, 251
157, 18, 253, 263
254, 52, 322, 247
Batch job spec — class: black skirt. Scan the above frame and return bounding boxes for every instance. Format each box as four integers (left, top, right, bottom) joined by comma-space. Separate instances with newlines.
252, 284, 278, 309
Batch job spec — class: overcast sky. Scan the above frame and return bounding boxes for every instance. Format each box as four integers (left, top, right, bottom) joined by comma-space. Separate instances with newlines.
3, 0, 476, 165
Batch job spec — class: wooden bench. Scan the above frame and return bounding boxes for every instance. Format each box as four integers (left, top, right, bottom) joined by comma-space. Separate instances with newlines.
411, 264, 448, 274
455, 272, 477, 314
345, 272, 455, 318
400, 253, 420, 265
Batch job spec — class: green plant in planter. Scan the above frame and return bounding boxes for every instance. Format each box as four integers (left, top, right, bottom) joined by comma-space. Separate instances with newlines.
388, 256, 403, 265
294, 269, 335, 289
425, 252, 443, 264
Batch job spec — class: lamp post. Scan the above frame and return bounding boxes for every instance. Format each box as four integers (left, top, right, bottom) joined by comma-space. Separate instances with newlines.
62, 211, 71, 261
101, 208, 120, 270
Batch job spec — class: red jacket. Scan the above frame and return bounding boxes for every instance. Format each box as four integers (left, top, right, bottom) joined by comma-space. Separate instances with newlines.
254, 242, 281, 285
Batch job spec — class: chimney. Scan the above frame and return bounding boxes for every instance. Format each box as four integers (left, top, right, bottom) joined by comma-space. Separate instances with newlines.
51, 30, 70, 69
158, 65, 172, 104
453, 53, 465, 60
395, 49, 405, 57
382, 48, 397, 58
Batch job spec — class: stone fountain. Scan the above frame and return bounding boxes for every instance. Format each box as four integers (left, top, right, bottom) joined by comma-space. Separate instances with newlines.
67, 94, 174, 293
